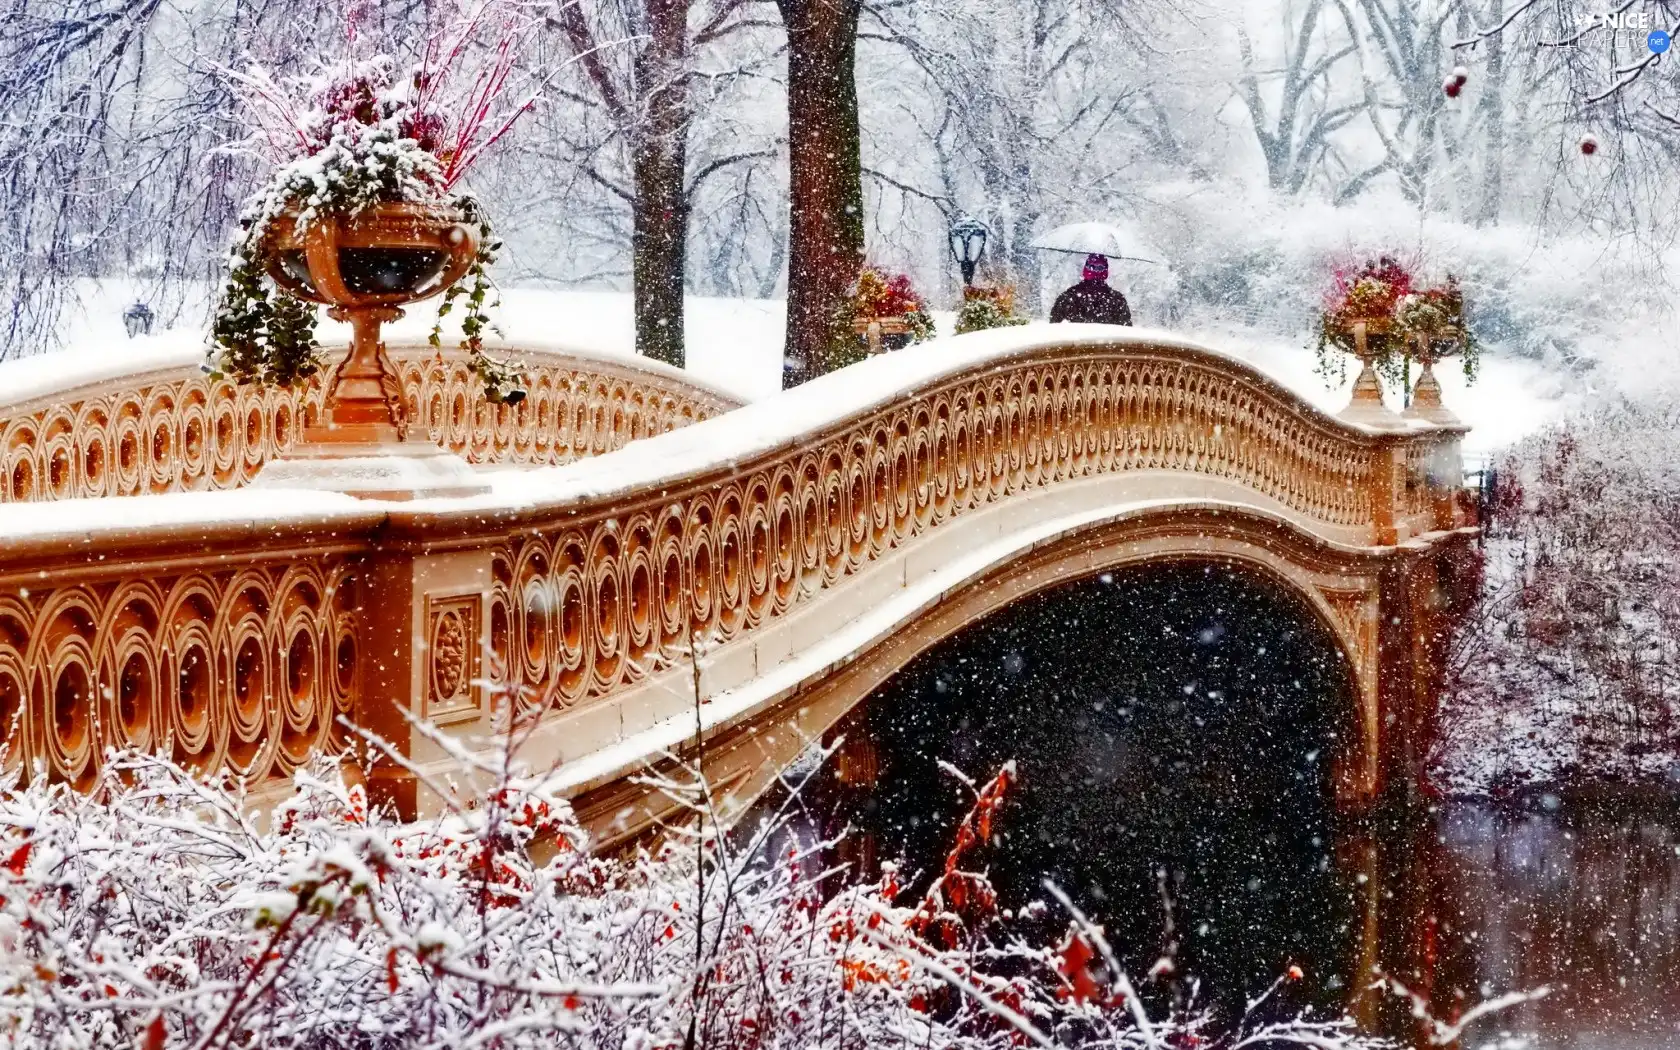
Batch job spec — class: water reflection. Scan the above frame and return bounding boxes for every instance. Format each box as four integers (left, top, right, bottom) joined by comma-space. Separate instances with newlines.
1430, 805, 1680, 1049
793, 564, 1680, 1048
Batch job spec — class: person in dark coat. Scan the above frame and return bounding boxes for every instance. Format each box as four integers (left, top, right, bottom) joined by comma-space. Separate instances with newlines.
1050, 255, 1131, 325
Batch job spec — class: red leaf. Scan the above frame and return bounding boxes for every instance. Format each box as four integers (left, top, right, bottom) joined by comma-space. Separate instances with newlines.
1056, 932, 1104, 1004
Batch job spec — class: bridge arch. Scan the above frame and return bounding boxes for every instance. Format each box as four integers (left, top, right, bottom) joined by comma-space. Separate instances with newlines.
823, 554, 1368, 1022
574, 501, 1386, 846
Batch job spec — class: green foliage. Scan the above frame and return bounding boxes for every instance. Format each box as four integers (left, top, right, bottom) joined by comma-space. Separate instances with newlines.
431, 197, 526, 404
902, 308, 937, 342
954, 296, 1028, 335
822, 296, 870, 373
208, 239, 322, 389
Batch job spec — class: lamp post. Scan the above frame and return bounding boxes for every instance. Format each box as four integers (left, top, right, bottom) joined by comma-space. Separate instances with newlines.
122, 302, 154, 338
948, 217, 989, 287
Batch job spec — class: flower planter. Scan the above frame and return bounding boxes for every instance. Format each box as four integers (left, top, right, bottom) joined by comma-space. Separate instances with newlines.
266, 202, 477, 309
205, 26, 550, 496
853, 316, 912, 356
1327, 316, 1404, 428
241, 202, 492, 499
265, 202, 479, 444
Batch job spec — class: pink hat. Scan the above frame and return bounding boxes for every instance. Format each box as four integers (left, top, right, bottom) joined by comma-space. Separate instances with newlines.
1082, 254, 1109, 281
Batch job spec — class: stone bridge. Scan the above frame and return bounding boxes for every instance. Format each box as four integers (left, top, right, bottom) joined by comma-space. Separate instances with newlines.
0, 328, 1477, 846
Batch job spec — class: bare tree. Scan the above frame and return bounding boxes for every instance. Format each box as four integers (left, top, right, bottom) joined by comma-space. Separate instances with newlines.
1234, 0, 1368, 196
867, 0, 1172, 314
0, 0, 170, 358
1454, 0, 1680, 106
1341, 0, 1466, 206
547, 0, 776, 368
0, 0, 424, 360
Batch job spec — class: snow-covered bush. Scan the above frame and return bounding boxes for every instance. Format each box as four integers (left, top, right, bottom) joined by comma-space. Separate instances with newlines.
1433, 399, 1680, 795
954, 285, 1030, 335
0, 744, 1399, 1049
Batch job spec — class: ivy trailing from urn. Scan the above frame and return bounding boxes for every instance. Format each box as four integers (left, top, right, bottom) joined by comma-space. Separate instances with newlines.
206, 4, 544, 405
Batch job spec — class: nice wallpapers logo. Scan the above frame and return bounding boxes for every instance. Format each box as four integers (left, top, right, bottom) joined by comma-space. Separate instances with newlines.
1556, 3, 1673, 52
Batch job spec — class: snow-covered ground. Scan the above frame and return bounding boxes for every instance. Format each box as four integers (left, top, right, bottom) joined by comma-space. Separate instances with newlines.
20, 285, 1566, 460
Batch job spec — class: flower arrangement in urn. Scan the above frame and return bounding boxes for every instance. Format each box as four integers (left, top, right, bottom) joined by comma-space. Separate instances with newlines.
1393, 274, 1479, 423
954, 284, 1030, 334
208, 2, 541, 442
831, 266, 937, 369
1395, 275, 1480, 380
1314, 256, 1478, 424
1312, 255, 1413, 385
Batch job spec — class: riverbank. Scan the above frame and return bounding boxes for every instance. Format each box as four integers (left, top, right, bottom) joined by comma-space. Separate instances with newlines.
1430, 399, 1680, 807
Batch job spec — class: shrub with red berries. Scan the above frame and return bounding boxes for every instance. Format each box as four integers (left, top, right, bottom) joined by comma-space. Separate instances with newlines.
0, 746, 1407, 1049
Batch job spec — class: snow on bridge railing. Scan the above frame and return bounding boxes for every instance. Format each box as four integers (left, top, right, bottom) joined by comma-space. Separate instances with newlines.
0, 325, 1469, 803
0, 335, 741, 503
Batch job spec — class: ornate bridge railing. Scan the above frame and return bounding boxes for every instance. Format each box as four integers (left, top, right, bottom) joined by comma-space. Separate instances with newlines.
0, 341, 740, 503
0, 328, 1470, 810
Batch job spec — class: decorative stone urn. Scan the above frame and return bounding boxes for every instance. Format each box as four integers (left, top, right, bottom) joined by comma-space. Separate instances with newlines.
1402, 325, 1464, 426
256, 201, 490, 499
1335, 317, 1405, 430
853, 316, 911, 355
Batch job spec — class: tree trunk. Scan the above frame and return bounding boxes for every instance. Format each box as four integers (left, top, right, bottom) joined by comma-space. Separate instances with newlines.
1007, 189, 1041, 317
631, 0, 692, 369
631, 136, 689, 368
1476, 0, 1506, 226
777, 0, 865, 387
1007, 1, 1047, 317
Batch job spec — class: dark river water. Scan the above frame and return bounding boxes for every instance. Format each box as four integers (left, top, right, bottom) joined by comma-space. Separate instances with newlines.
793, 565, 1680, 1049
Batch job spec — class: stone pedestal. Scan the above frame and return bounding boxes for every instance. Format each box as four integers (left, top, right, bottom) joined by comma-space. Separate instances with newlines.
1402, 359, 1461, 426
253, 440, 489, 500
355, 547, 496, 818
1337, 321, 1405, 430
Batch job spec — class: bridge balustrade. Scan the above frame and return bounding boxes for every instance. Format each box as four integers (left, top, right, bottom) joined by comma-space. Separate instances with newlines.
0, 330, 1471, 811
1, 342, 739, 503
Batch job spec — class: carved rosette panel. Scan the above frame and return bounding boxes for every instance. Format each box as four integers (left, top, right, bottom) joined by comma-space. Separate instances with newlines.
425, 593, 482, 724
0, 348, 737, 504
503, 352, 1402, 712
0, 562, 359, 787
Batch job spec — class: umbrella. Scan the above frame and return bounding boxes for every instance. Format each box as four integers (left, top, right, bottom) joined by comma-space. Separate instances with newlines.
1030, 221, 1164, 264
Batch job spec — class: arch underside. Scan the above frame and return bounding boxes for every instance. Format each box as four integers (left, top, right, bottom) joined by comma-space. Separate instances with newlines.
566, 498, 1390, 850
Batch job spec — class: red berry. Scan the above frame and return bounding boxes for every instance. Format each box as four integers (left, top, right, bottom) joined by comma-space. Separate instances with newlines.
1452, 65, 1469, 87
1580, 134, 1599, 155
1443, 78, 1462, 98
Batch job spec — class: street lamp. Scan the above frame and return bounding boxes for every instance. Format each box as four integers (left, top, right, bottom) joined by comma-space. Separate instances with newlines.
948, 217, 989, 287
122, 302, 154, 338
